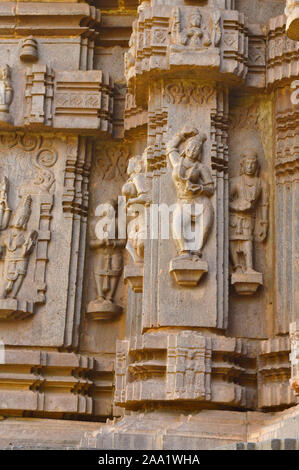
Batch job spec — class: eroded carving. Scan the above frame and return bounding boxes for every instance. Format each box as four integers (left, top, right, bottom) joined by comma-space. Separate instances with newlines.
285, 0, 299, 41
122, 151, 149, 292
0, 65, 13, 125
171, 7, 212, 50
164, 82, 215, 106
229, 151, 269, 295
167, 127, 214, 286
87, 199, 125, 320
20, 36, 38, 62
0, 195, 37, 301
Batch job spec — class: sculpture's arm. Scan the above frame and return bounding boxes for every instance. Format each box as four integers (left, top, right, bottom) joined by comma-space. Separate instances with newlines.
166, 127, 198, 168
23, 230, 38, 256
256, 180, 269, 242
200, 165, 215, 196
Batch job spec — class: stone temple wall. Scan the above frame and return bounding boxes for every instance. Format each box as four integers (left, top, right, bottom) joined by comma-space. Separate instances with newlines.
0, 0, 297, 450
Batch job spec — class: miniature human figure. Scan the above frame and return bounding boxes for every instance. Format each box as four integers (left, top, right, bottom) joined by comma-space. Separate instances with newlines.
90, 199, 125, 309
0, 176, 11, 230
167, 127, 215, 260
0, 195, 38, 299
122, 152, 149, 263
229, 152, 269, 274
0, 65, 13, 122
173, 8, 211, 48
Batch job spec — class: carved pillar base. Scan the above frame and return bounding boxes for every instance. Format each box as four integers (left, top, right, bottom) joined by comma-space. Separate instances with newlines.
231, 272, 263, 295
0, 299, 34, 320
86, 299, 122, 321
169, 257, 208, 287
124, 264, 144, 293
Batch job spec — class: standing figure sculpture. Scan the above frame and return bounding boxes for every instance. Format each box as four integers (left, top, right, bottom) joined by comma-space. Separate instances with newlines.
0, 176, 11, 230
0, 65, 13, 124
167, 127, 214, 261
122, 152, 149, 264
229, 151, 269, 295
0, 195, 38, 299
87, 199, 125, 320
167, 127, 215, 286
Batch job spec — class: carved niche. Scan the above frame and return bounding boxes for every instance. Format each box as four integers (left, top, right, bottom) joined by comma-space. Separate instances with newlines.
229, 151, 269, 295
87, 199, 125, 321
0, 65, 13, 126
122, 149, 150, 293
167, 127, 215, 287
0, 134, 56, 319
170, 7, 221, 51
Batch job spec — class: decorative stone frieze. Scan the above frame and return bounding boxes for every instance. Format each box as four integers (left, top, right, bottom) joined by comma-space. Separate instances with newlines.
115, 332, 252, 409
125, 4, 248, 106
258, 336, 296, 409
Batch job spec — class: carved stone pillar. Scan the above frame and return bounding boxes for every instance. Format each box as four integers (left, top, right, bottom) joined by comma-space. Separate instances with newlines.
268, 15, 299, 335
115, 0, 253, 414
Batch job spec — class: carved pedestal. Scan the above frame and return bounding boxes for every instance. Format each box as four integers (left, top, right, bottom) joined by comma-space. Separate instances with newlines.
124, 264, 144, 293
231, 272, 263, 295
0, 299, 34, 320
169, 257, 208, 287
87, 299, 122, 321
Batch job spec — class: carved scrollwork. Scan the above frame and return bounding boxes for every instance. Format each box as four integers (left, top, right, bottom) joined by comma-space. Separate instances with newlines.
0, 133, 57, 319
164, 82, 215, 105
96, 145, 130, 182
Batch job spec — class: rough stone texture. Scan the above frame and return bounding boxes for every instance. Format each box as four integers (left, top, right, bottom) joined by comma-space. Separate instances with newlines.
0, 0, 297, 451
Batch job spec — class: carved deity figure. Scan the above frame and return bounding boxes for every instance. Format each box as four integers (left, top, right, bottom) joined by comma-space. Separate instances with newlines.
0, 177, 11, 230
172, 7, 211, 49
0, 195, 38, 299
229, 152, 269, 275
0, 65, 13, 123
88, 199, 125, 317
122, 152, 149, 264
167, 127, 215, 261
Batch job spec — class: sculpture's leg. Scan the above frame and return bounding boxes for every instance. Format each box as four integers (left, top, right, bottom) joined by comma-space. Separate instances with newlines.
230, 240, 242, 272
107, 253, 123, 302
172, 204, 186, 255
244, 240, 254, 272
9, 274, 24, 299
202, 199, 214, 250
95, 273, 105, 302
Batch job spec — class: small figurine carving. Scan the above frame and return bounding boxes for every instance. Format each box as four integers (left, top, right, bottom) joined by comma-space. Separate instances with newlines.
172, 7, 211, 49
229, 151, 269, 295
20, 37, 38, 62
122, 151, 149, 293
0, 177, 11, 230
122, 152, 149, 264
0, 65, 13, 125
167, 127, 214, 286
87, 199, 125, 320
0, 195, 38, 300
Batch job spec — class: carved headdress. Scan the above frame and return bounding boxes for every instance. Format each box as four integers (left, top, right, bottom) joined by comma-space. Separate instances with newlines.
10, 195, 32, 229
